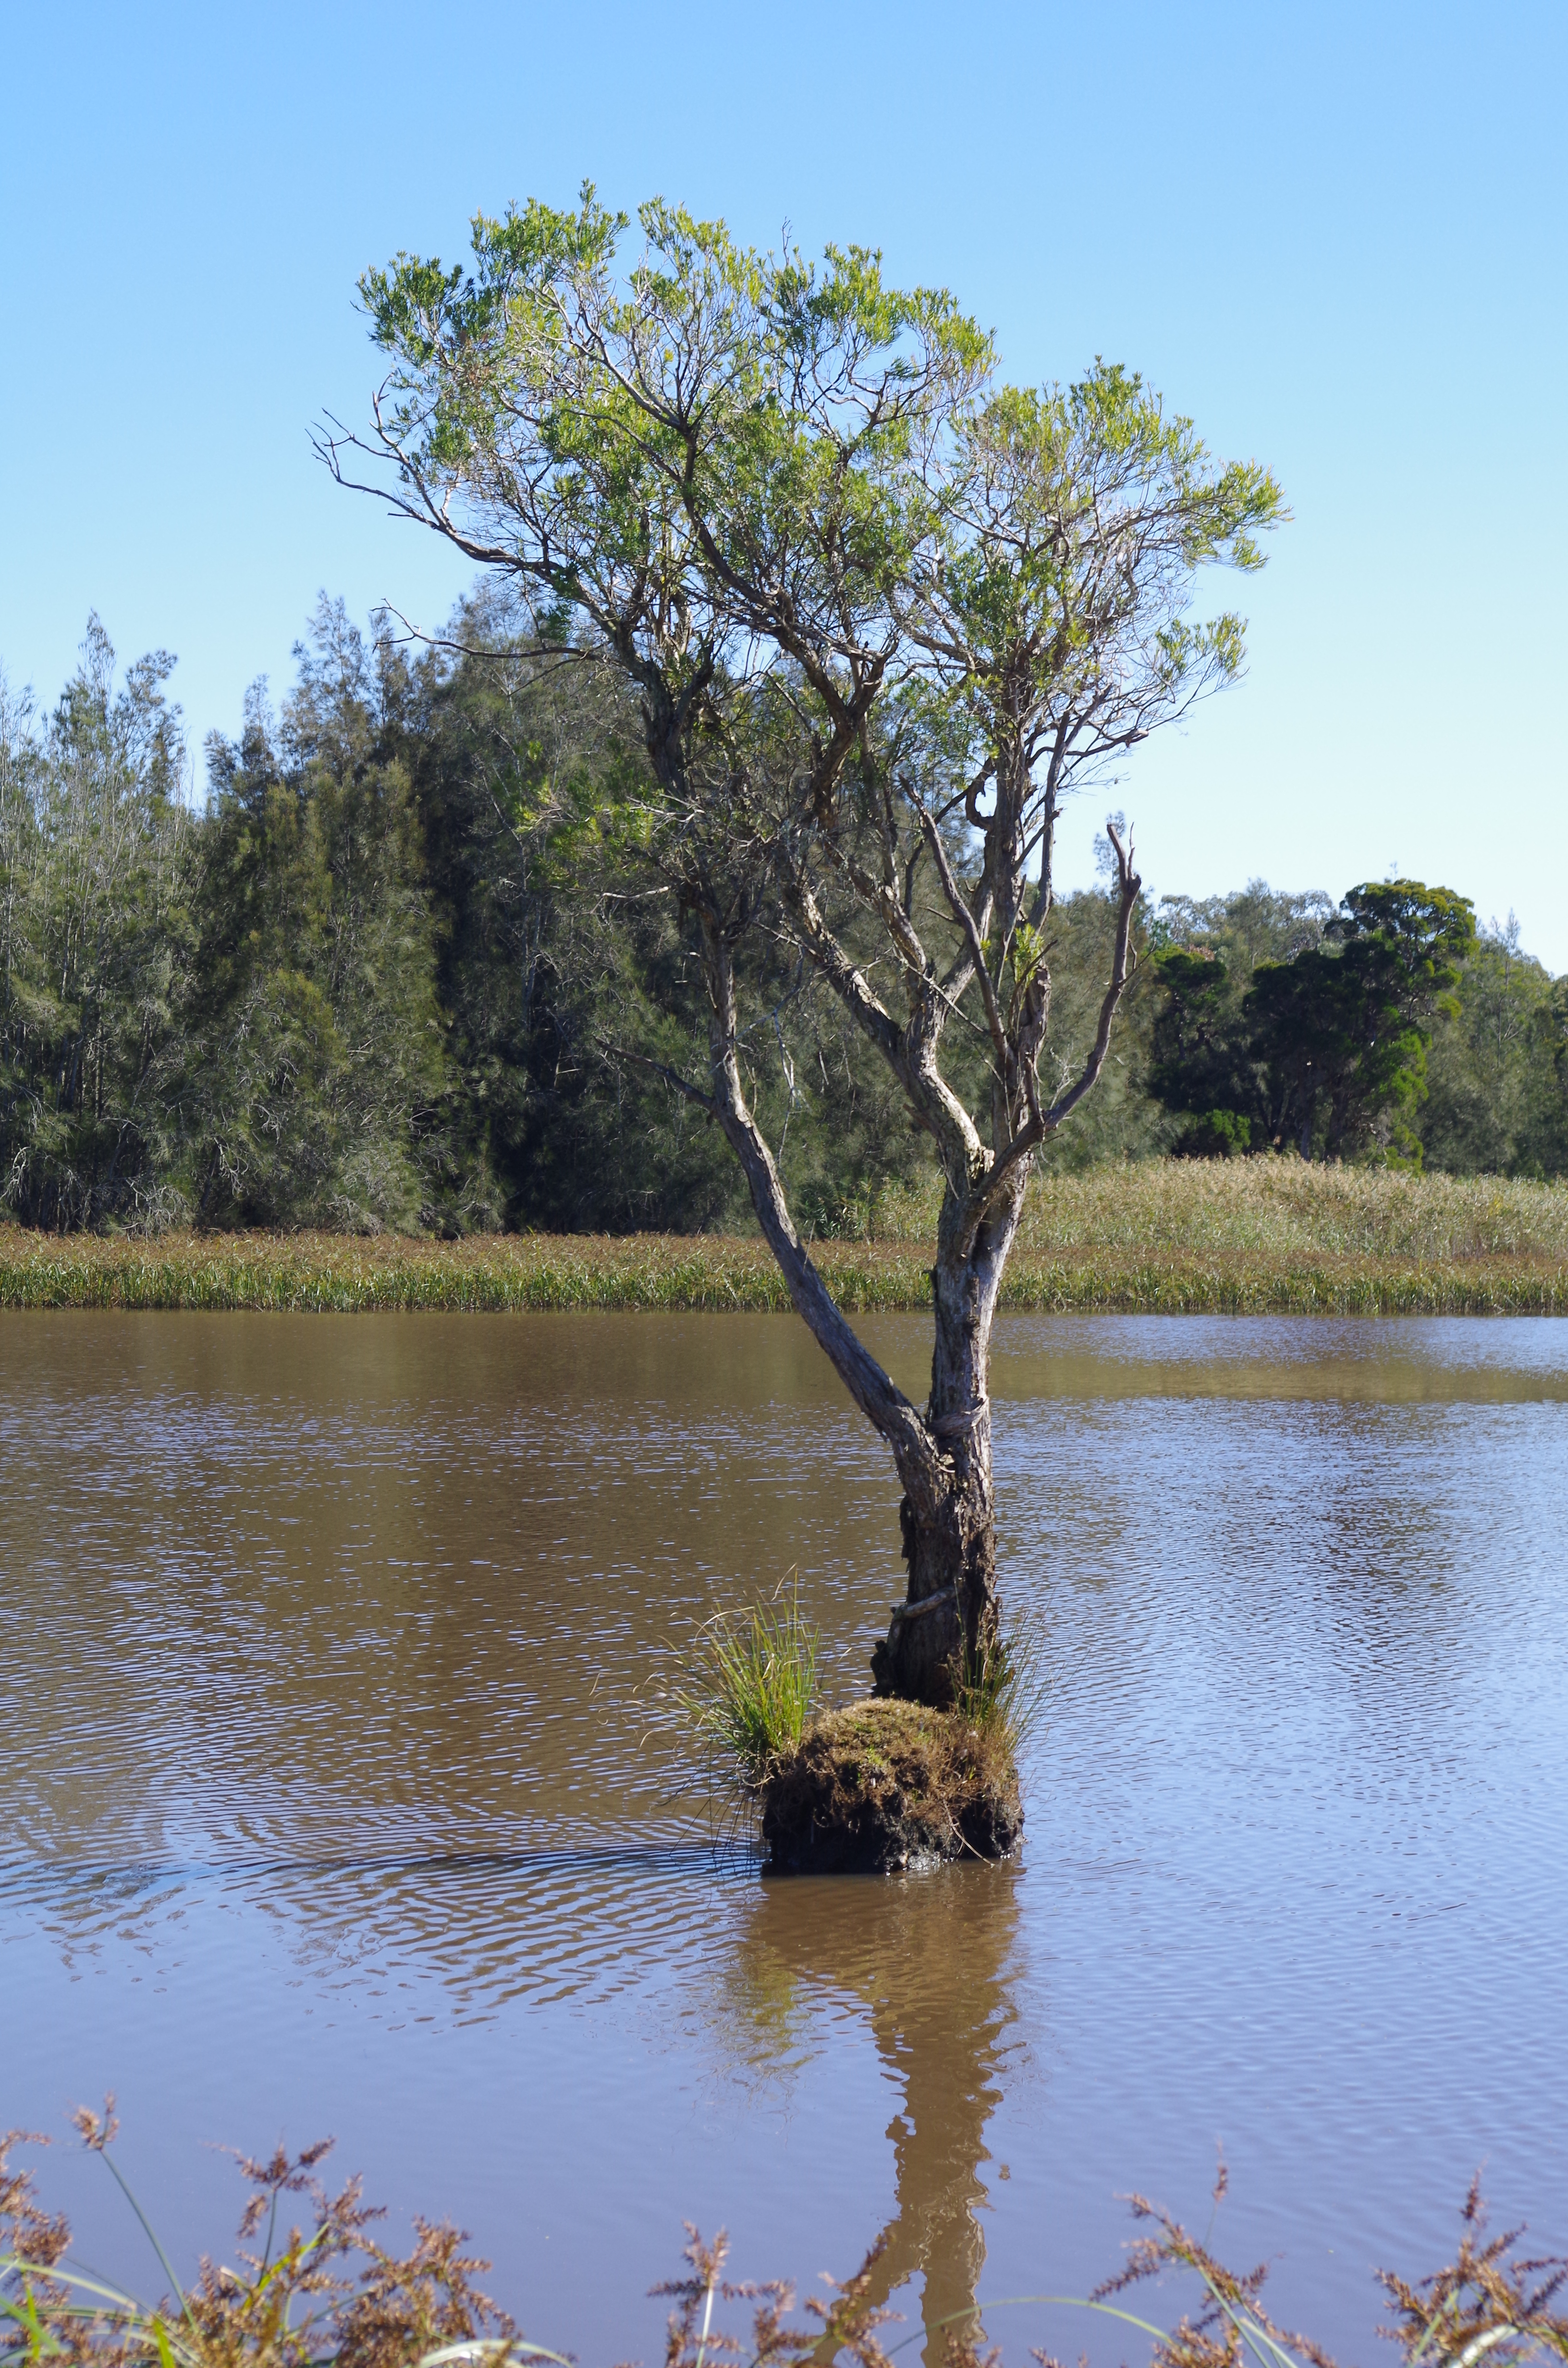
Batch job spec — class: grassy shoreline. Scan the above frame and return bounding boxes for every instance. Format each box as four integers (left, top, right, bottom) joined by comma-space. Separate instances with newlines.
3, 1160, 1568, 1312
0, 1232, 1564, 1314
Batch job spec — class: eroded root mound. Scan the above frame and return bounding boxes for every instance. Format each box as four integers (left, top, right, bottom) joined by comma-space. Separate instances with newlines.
759, 1698, 1022, 1874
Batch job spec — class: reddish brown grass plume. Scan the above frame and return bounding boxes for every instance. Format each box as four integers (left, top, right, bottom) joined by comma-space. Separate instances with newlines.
4, 2116, 1567, 2368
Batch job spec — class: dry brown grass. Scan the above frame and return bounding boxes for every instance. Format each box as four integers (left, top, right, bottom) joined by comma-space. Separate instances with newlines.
1079, 2168, 1568, 2368
877, 1157, 1568, 1261
0, 2108, 557, 2368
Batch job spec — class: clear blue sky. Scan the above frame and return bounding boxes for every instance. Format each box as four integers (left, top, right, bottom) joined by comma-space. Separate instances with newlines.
4, 2, 1564, 959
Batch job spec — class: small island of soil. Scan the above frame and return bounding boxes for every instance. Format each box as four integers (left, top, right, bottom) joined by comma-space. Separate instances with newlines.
760, 1699, 1022, 1875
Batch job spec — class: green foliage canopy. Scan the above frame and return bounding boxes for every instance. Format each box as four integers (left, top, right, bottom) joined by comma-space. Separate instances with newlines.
1151, 880, 1481, 1165
328, 188, 1286, 1308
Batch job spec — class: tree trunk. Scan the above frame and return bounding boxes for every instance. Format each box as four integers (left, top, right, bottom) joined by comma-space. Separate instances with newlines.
681, 916, 1073, 1712
871, 1199, 1012, 1707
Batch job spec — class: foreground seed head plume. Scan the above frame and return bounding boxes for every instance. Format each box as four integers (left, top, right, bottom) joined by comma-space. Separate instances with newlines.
3, 2121, 1566, 2368
0, 2119, 565, 2368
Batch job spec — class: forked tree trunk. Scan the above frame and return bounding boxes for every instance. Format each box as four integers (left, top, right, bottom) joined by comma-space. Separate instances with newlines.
692, 952, 1019, 1711
680, 887, 1145, 1712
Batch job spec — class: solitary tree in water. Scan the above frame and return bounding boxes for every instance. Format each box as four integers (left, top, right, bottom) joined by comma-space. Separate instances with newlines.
326, 190, 1284, 1702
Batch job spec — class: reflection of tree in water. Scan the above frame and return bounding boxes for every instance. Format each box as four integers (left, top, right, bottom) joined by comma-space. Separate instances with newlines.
729, 1863, 1021, 2368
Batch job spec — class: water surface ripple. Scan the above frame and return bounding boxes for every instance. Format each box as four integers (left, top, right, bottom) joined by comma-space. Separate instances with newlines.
2, 1311, 1565, 2368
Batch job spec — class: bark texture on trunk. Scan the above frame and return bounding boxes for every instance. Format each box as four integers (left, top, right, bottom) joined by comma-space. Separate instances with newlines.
870, 1185, 1019, 1706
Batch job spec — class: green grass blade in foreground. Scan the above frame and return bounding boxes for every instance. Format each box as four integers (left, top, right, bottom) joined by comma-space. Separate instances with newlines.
85, 2133, 200, 2341
894, 2289, 1319, 2368
0, 2263, 203, 2368
885, 2294, 1172, 2358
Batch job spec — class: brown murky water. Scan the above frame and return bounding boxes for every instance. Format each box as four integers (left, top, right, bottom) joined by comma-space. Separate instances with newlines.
4, 1312, 1567, 2365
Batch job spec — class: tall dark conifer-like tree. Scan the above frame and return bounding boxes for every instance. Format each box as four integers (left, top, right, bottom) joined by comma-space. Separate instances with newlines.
189, 601, 449, 1229
1245, 882, 1476, 1161
0, 620, 193, 1229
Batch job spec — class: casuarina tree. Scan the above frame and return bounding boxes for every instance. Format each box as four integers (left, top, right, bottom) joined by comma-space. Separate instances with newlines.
322, 188, 1286, 1702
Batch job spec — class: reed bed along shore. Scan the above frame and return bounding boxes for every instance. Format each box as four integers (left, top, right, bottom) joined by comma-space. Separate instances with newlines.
2, 1161, 1567, 1315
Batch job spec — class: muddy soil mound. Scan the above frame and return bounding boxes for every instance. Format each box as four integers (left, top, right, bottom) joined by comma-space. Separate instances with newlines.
760, 1699, 1022, 1874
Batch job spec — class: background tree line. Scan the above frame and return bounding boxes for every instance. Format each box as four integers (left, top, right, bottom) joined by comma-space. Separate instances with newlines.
1, 604, 1564, 1235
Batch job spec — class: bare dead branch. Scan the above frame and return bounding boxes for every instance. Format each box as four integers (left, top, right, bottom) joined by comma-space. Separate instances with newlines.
912, 788, 1008, 1069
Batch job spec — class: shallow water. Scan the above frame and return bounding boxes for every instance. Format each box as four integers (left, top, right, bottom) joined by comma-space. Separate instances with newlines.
3, 1311, 1566, 2366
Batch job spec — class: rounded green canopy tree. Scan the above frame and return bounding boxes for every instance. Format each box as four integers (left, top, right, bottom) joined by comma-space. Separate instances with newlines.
321, 187, 1286, 1703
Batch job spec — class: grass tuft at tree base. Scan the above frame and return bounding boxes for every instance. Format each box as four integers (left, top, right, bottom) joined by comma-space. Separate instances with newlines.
952, 1617, 1051, 1757
669, 1579, 820, 1798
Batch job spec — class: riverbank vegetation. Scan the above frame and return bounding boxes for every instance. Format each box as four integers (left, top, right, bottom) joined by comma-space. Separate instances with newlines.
667, 1581, 1030, 1871
4, 2122, 1565, 2368
759, 1697, 1023, 1873
2, 615, 1564, 1249
2, 1162, 1564, 1311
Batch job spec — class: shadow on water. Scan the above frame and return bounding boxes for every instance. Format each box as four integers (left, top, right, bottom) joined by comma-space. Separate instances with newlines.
728, 1860, 1023, 2368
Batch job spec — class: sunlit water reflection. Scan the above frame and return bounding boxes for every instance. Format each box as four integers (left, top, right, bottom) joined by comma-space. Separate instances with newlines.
3, 1312, 1565, 2366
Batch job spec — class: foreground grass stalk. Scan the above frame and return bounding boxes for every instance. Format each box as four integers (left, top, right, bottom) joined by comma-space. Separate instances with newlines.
74, 2104, 200, 2341
0, 2118, 567, 2368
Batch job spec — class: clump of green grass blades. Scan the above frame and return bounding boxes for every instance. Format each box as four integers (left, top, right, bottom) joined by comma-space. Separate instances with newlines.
9, 2121, 1565, 2368
952, 1615, 1050, 1756
675, 1575, 820, 1793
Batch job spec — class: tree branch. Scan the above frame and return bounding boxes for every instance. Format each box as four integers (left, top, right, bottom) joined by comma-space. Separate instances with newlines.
599, 1039, 721, 1116
912, 789, 1007, 1070
958, 821, 1141, 1246
1041, 821, 1141, 1128
691, 913, 944, 1513
776, 850, 985, 1179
